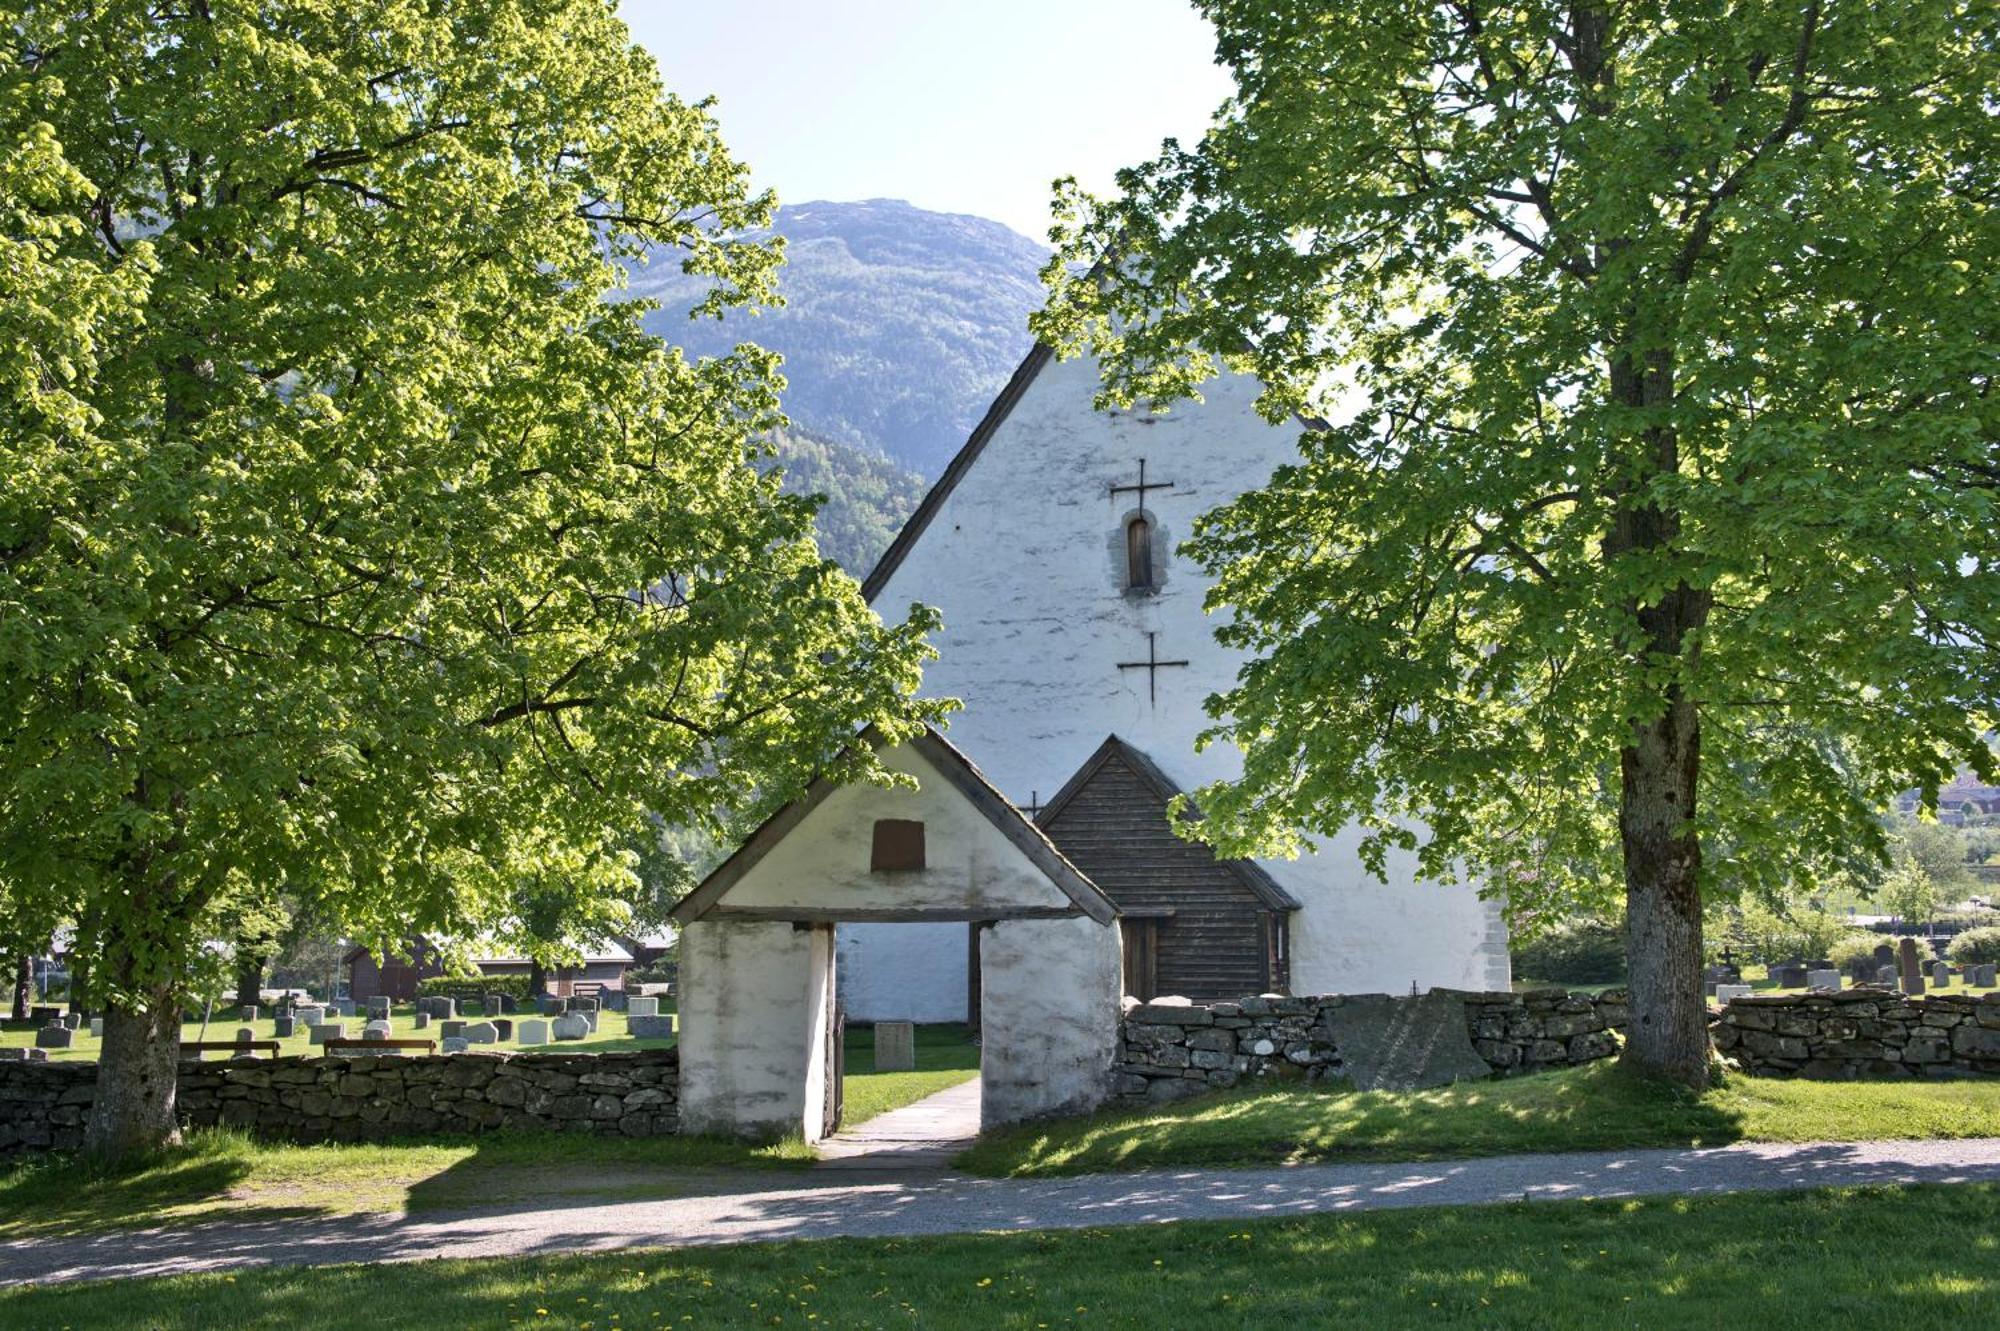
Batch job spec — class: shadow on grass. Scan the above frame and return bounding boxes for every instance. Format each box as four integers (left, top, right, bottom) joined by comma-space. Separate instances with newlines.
3, 1182, 1996, 1327
958, 1060, 1752, 1176
0, 1133, 286, 1239
399, 1130, 811, 1215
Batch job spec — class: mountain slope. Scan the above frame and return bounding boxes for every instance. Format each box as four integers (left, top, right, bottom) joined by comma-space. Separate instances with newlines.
765, 429, 926, 575
626, 199, 1048, 478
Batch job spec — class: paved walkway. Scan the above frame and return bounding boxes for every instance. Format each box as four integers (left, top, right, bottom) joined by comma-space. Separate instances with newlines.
815, 1078, 981, 1170
5, 1136, 2000, 1288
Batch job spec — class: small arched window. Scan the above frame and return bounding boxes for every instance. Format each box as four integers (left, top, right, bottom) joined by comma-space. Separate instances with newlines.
1125, 515, 1154, 591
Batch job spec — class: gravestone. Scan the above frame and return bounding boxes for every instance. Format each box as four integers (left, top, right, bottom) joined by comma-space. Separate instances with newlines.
235, 1026, 257, 1045
363, 1020, 393, 1040
492, 1018, 513, 1041
29, 1006, 59, 1025
241, 1004, 259, 1023
60, 1013, 81, 1030
0, 1048, 27, 1061
538, 995, 564, 1016
874, 1020, 917, 1071
440, 1020, 466, 1039
413, 1011, 431, 1030
1769, 962, 1809, 988
485, 994, 512, 1015
273, 1015, 296, 1038
552, 1013, 590, 1041
309, 1021, 346, 1045
332, 999, 355, 1017
1876, 965, 1899, 987
462, 1021, 498, 1044
627, 996, 659, 1018
517, 1018, 550, 1045
35, 1023, 73, 1049
295, 1006, 325, 1027
1714, 983, 1753, 1005
421, 996, 455, 1020
604, 991, 628, 1012
1874, 943, 1896, 970
1931, 961, 1953, 988
1898, 937, 1926, 996
628, 1014, 676, 1040
1323, 992, 1491, 1092
88, 1016, 104, 1038
571, 996, 599, 1013
441, 1036, 469, 1054
1974, 964, 1998, 987
1806, 968, 1841, 991
367, 996, 391, 1021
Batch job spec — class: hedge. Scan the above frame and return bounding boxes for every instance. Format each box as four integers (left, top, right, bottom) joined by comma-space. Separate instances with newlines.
1947, 927, 2000, 966
416, 974, 538, 1004
1510, 918, 1626, 985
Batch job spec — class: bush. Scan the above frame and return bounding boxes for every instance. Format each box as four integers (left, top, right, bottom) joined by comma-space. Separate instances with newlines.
1511, 918, 1626, 985
416, 974, 537, 1005
1947, 926, 2000, 966
1828, 931, 1891, 979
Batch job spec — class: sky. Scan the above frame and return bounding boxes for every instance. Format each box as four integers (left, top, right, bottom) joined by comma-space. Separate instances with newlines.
623, 0, 1235, 242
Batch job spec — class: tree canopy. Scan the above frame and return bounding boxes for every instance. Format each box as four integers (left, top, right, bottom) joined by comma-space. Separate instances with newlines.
1, 0, 943, 1152
1039, 0, 1999, 1083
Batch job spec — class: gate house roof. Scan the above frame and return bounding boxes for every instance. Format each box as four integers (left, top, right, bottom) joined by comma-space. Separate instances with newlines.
671, 725, 1117, 927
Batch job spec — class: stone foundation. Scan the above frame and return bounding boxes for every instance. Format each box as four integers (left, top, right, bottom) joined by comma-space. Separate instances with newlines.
1111, 987, 1628, 1104
0, 1048, 680, 1156
1714, 987, 2000, 1078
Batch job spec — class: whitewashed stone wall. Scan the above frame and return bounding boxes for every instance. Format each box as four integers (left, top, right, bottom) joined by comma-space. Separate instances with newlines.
857, 350, 1510, 1018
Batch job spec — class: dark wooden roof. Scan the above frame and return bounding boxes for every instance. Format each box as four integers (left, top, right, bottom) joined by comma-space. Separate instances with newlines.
860, 343, 1053, 603
670, 724, 1117, 926
1037, 736, 1300, 911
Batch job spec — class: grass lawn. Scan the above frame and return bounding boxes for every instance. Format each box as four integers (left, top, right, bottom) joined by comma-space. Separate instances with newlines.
0, 999, 677, 1063
4, 1184, 1995, 1327
839, 1022, 979, 1126
0, 1126, 809, 1241
958, 1059, 2000, 1176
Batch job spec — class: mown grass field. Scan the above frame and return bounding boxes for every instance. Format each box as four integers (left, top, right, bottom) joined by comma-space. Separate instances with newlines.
4, 1184, 1994, 1328
957, 1059, 2000, 1175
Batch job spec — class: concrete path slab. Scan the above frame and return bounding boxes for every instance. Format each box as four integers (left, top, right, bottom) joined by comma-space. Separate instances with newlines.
5, 1136, 1999, 1289
816, 1078, 981, 1170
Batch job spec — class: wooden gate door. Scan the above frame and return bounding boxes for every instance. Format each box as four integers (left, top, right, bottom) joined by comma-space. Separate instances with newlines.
824, 1005, 845, 1137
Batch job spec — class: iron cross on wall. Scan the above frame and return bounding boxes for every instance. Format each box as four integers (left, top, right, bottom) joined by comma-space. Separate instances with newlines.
1118, 631, 1189, 705
1110, 457, 1173, 508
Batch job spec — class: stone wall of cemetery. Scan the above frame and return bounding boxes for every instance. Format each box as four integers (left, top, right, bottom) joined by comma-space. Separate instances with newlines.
1714, 988, 2000, 1078
0, 1048, 680, 1156
1111, 987, 1629, 1104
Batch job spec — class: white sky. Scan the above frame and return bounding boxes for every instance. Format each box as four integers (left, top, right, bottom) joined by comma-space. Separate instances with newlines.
623, 0, 1235, 239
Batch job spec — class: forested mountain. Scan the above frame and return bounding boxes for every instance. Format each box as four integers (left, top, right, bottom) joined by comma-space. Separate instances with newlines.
627, 199, 1049, 479
764, 429, 927, 574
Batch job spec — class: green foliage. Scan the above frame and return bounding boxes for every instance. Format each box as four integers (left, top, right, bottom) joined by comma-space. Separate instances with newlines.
1827, 931, 1893, 978
415, 976, 535, 1006
0, 0, 947, 1123
1510, 918, 1627, 985
1036, 4, 1998, 1067
1708, 898, 1852, 966
1947, 927, 2000, 966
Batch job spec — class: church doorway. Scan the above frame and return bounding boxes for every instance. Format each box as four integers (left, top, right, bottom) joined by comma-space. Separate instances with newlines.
668, 727, 1123, 1143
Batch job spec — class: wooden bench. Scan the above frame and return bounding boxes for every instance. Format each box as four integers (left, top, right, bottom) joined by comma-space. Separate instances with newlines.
180, 1040, 281, 1059
322, 1038, 437, 1055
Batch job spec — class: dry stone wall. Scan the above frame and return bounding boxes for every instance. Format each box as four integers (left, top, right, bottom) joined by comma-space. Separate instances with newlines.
0, 1048, 679, 1156
1112, 988, 1628, 1104
1714, 987, 2000, 1078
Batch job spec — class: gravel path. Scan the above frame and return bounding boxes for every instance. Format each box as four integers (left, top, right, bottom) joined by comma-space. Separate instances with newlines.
5, 1136, 2000, 1289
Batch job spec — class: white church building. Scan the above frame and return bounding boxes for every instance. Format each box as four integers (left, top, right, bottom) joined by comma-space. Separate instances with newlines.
834, 343, 1512, 1022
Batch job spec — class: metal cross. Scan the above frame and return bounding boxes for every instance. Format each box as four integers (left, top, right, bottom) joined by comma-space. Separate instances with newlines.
1117, 631, 1190, 705
1018, 790, 1045, 819
1110, 458, 1173, 507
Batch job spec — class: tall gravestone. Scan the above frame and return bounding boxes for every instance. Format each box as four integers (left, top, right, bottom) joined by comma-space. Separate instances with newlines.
1897, 937, 1926, 996
874, 1021, 917, 1072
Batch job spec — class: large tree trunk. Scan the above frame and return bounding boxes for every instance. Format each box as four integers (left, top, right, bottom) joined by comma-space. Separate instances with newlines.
86, 987, 184, 1158
8, 954, 28, 1022
527, 955, 546, 1000
235, 955, 264, 1012
1619, 695, 1711, 1087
